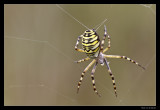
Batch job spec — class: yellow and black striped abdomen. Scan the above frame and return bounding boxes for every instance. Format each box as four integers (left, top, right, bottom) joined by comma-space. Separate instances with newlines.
82, 30, 100, 58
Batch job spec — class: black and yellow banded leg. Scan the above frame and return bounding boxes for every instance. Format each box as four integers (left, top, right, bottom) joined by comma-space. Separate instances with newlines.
101, 25, 111, 53
75, 35, 85, 52
77, 59, 96, 94
100, 25, 107, 52
104, 58, 117, 97
104, 55, 145, 70
75, 57, 90, 63
102, 26, 111, 53
91, 62, 101, 97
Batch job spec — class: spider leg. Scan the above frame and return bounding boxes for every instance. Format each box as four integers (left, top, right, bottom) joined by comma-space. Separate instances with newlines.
104, 55, 145, 70
75, 57, 90, 63
91, 62, 101, 97
104, 58, 117, 97
77, 59, 96, 94
101, 25, 111, 53
75, 35, 85, 52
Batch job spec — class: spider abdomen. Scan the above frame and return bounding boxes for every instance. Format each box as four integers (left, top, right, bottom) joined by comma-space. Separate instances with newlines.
82, 30, 100, 58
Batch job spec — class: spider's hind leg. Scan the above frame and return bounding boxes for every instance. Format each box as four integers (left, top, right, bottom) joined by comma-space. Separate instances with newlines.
75, 35, 85, 52
101, 25, 111, 53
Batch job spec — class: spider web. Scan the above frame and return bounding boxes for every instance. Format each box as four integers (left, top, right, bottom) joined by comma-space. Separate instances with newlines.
4, 4, 156, 106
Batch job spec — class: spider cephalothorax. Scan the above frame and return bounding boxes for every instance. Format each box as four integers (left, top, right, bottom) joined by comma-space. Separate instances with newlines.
75, 25, 145, 97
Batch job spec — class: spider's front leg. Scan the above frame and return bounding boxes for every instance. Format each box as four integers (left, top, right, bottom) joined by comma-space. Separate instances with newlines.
104, 58, 117, 97
77, 59, 96, 94
91, 62, 101, 97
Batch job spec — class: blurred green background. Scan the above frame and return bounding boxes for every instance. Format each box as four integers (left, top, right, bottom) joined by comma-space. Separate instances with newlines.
4, 4, 156, 106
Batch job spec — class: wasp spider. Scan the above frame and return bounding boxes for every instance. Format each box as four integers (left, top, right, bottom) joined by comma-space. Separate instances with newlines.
75, 25, 145, 97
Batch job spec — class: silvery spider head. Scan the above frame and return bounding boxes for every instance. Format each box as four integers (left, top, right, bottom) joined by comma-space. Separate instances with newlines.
98, 52, 105, 66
